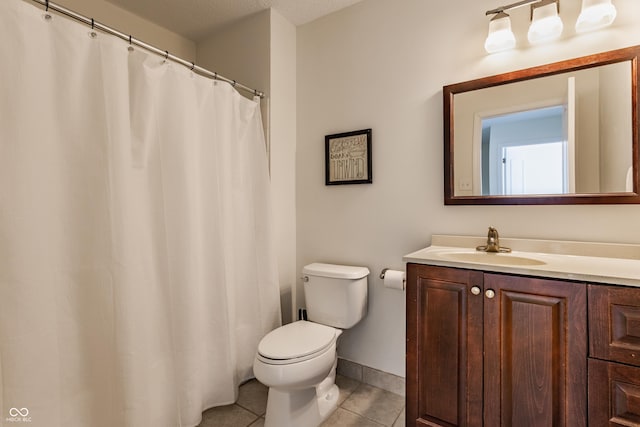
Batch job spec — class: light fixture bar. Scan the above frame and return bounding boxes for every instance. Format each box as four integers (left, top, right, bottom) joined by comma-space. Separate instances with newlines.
486, 0, 542, 16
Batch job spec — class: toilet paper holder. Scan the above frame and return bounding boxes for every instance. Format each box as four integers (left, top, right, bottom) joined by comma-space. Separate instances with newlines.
380, 268, 406, 290
380, 268, 404, 280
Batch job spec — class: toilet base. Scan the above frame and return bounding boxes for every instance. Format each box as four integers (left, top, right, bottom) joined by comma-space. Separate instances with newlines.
263, 365, 339, 427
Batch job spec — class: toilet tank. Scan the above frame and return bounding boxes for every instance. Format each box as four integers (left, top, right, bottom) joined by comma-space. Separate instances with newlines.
302, 263, 369, 329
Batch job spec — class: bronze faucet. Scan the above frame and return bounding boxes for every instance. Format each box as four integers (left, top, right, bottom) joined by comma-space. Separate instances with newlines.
476, 227, 511, 253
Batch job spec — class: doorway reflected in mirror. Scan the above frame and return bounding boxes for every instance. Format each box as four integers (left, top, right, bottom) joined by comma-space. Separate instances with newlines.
481, 105, 567, 195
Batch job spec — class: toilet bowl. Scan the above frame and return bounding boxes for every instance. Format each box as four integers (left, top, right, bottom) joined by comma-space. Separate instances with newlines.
253, 263, 369, 427
253, 321, 342, 427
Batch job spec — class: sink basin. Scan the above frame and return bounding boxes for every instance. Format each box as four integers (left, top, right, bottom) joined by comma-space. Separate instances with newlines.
438, 251, 547, 266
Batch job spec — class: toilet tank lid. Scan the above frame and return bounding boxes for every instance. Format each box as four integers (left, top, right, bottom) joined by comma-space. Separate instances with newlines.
303, 263, 369, 279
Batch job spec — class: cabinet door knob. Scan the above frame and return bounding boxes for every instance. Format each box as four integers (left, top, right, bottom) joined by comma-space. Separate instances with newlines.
471, 286, 481, 295
485, 289, 496, 299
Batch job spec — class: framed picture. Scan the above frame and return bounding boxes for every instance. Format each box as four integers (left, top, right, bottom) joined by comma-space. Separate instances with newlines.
325, 128, 372, 185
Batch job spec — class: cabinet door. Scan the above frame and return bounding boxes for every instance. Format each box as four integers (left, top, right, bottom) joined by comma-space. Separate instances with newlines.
589, 358, 640, 426
406, 264, 484, 427
483, 274, 587, 427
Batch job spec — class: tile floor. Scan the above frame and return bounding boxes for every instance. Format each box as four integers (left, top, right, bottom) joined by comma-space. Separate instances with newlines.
197, 375, 405, 427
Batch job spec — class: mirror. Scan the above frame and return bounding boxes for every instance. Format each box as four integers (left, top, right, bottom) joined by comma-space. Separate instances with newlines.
444, 46, 639, 205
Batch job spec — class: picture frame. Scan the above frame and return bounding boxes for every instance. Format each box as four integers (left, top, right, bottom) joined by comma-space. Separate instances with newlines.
325, 128, 372, 185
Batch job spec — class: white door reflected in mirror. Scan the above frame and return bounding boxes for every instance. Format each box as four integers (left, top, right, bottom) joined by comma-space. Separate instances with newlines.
501, 140, 566, 195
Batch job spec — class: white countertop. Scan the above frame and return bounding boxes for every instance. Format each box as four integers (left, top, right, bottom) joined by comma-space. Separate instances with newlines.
403, 235, 640, 287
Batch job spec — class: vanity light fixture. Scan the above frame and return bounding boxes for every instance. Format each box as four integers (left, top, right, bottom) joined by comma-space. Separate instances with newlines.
576, 0, 617, 33
528, 0, 563, 44
484, 0, 617, 54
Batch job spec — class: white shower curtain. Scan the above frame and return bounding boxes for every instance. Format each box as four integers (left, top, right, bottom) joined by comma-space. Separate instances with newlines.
0, 1, 281, 426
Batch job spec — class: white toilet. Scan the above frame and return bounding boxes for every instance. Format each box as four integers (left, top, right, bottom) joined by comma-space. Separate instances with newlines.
253, 263, 369, 427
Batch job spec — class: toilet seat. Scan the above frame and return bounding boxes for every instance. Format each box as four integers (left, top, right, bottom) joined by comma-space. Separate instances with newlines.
257, 321, 337, 365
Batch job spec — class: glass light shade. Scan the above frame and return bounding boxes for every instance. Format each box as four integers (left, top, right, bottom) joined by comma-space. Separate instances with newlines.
528, 2, 563, 44
576, 0, 617, 33
485, 12, 516, 54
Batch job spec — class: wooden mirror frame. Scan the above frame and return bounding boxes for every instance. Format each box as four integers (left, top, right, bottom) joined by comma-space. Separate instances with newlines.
444, 46, 640, 205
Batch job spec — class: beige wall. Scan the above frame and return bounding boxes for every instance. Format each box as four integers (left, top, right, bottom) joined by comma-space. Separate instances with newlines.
46, 0, 195, 59
196, 11, 271, 98
297, 0, 640, 377
268, 10, 298, 324
197, 10, 298, 324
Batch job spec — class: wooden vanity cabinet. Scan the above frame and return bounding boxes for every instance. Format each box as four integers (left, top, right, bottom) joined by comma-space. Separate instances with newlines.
406, 263, 588, 427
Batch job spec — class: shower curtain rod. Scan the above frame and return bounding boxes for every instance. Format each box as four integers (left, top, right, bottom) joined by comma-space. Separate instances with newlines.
30, 0, 265, 98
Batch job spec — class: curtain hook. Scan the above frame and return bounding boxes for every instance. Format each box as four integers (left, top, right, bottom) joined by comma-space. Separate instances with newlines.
43, 0, 52, 20
190, 62, 195, 71
89, 18, 97, 38
164, 50, 169, 60
128, 35, 134, 52
232, 80, 237, 87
